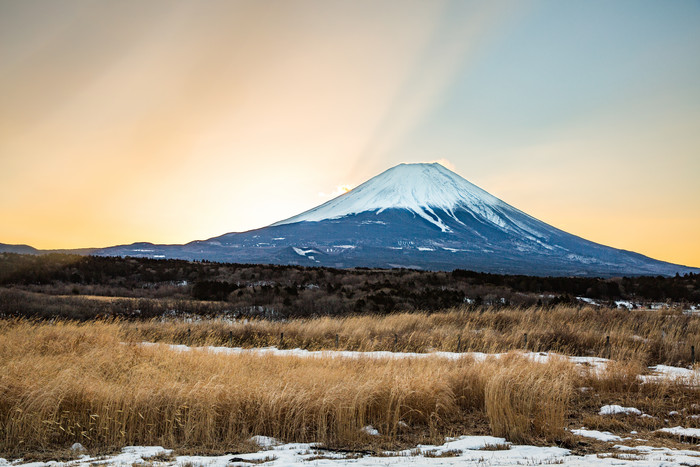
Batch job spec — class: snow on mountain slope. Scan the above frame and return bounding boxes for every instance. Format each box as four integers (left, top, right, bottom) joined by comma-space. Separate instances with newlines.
273, 163, 511, 232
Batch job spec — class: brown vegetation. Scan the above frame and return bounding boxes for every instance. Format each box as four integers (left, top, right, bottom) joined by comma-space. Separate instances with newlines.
2, 253, 699, 321
1, 319, 698, 459
119, 305, 700, 367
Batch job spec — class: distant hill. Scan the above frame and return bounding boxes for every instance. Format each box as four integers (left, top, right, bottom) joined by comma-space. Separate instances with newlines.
0, 243, 39, 255
0, 243, 98, 256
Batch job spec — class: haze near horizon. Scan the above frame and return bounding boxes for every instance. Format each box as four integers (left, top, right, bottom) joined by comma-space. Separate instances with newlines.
1, 0, 699, 267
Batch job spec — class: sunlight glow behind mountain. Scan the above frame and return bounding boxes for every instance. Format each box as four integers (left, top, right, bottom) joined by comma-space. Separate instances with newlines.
0, 0, 699, 266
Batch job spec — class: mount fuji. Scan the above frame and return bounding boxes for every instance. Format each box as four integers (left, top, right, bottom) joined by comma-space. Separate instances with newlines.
96, 163, 698, 277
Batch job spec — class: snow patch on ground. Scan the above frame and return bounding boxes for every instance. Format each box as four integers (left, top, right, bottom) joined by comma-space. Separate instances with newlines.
4, 446, 174, 467
611, 445, 700, 465
571, 429, 623, 442
137, 343, 700, 387
251, 435, 281, 448
139, 342, 611, 367
7, 436, 700, 466
599, 405, 643, 416
658, 426, 700, 438
642, 365, 700, 385
577, 297, 600, 306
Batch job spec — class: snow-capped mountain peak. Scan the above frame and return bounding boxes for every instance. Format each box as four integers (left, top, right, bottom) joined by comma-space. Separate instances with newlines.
95, 162, 699, 277
272, 163, 505, 232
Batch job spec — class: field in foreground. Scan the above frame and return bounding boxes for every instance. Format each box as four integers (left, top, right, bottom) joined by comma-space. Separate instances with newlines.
1, 319, 699, 464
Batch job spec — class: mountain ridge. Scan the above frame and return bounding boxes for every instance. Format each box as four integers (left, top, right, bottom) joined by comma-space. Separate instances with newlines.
91, 163, 698, 277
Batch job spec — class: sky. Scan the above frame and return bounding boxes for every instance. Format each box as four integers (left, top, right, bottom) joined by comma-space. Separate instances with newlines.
1, 0, 699, 267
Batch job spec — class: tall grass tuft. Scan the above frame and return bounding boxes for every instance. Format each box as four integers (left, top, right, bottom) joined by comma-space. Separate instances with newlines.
484, 354, 574, 443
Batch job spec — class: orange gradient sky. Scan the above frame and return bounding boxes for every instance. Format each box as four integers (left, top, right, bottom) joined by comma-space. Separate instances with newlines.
1, 1, 699, 267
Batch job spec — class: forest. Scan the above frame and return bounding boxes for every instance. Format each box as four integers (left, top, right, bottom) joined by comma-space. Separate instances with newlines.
0, 253, 698, 320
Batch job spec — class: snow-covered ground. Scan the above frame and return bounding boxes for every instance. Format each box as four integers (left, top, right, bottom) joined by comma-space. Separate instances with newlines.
4, 433, 700, 466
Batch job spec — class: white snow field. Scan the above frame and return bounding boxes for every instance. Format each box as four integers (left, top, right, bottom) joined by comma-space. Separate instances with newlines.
3, 434, 700, 466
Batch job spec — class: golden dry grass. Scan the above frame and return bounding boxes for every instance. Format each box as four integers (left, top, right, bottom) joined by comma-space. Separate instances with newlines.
1, 317, 698, 459
484, 355, 574, 443
0, 320, 577, 457
122, 305, 700, 366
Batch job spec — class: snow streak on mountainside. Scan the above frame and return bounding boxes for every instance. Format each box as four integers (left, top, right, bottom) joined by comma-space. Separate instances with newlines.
95, 163, 699, 277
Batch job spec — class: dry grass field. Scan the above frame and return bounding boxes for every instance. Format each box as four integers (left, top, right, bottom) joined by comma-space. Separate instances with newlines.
122, 305, 700, 366
1, 314, 699, 460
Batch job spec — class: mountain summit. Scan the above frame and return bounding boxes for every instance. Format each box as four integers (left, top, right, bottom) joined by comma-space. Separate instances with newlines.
96, 163, 698, 277
273, 163, 505, 233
